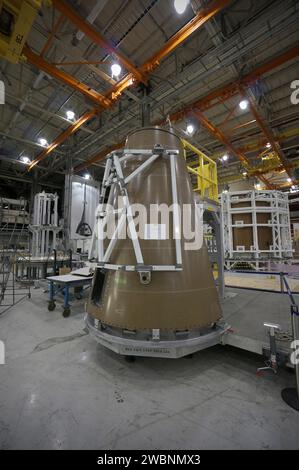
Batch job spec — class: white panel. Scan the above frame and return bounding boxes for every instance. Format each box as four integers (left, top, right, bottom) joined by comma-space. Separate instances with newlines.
144, 224, 167, 240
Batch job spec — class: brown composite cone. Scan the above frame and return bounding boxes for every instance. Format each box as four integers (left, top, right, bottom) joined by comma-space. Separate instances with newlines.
87, 127, 222, 330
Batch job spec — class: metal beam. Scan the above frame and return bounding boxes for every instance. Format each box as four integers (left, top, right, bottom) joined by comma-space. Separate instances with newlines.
28, 110, 98, 171
51, 0, 147, 85
25, 0, 228, 168
239, 85, 293, 179
40, 13, 66, 58
191, 109, 275, 189
0, 172, 61, 189
74, 142, 125, 173
73, 45, 299, 172
23, 45, 112, 109
166, 46, 299, 123
209, 127, 299, 160
191, 109, 250, 165
141, 0, 231, 72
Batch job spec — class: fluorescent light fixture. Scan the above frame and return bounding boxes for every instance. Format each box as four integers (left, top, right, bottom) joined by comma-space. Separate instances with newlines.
239, 99, 248, 110
84, 173, 91, 180
111, 63, 121, 78
39, 138, 48, 147
66, 110, 75, 120
222, 154, 228, 162
186, 124, 194, 135
21, 156, 30, 164
174, 0, 189, 14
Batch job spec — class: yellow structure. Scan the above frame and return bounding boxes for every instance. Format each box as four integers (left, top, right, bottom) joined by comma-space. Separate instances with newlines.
0, 0, 41, 64
182, 139, 218, 203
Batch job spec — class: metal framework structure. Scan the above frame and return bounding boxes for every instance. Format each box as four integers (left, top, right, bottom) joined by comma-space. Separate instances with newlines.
89, 145, 183, 279
0, 0, 41, 64
25, 0, 230, 170
29, 192, 61, 257
0, 197, 30, 250
182, 139, 218, 203
221, 190, 293, 270
190, 109, 274, 190
1, 1, 298, 192
75, 45, 299, 177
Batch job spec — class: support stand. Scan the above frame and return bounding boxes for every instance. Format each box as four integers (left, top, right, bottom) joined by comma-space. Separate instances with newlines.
257, 322, 280, 375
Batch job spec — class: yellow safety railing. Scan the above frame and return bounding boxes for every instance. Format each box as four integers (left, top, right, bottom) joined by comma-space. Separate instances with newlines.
182, 139, 218, 203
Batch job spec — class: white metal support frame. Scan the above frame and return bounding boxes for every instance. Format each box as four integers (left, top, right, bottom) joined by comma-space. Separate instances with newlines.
221, 190, 293, 270
29, 192, 62, 257
89, 146, 183, 274
170, 153, 182, 267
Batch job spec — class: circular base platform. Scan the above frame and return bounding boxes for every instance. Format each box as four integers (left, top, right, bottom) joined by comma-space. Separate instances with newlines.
281, 388, 299, 412
85, 314, 230, 359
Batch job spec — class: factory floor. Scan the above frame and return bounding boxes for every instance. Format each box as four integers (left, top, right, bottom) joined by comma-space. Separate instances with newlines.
0, 287, 299, 450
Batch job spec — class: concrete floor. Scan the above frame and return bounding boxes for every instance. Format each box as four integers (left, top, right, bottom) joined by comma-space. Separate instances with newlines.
0, 287, 298, 450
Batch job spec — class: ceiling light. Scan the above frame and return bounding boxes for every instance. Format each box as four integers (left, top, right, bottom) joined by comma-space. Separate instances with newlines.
287, 178, 292, 183
255, 183, 261, 190
111, 63, 121, 78
21, 156, 30, 164
84, 173, 91, 180
39, 138, 48, 147
66, 110, 75, 120
266, 142, 271, 149
174, 0, 189, 14
239, 99, 249, 110
222, 154, 229, 162
186, 124, 194, 135
242, 171, 248, 177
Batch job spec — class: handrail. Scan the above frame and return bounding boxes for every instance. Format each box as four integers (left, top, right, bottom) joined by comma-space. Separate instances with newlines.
182, 139, 218, 203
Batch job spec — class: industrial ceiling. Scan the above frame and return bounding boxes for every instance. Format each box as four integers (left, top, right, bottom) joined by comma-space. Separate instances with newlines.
0, 0, 298, 198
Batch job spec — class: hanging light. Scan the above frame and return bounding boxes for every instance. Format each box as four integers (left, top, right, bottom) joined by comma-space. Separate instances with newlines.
186, 124, 194, 135
84, 173, 91, 180
255, 182, 261, 190
239, 99, 249, 110
39, 138, 48, 147
174, 0, 189, 14
287, 178, 292, 183
222, 154, 229, 162
111, 63, 121, 78
21, 156, 30, 164
266, 142, 271, 149
66, 110, 75, 120
242, 171, 248, 177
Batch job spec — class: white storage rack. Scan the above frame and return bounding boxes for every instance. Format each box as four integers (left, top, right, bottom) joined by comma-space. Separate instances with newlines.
221, 190, 293, 270
29, 192, 62, 257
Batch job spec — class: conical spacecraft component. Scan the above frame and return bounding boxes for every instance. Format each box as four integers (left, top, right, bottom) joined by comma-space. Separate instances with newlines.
85, 127, 228, 358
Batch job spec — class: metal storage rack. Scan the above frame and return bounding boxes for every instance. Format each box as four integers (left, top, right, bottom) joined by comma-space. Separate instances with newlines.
221, 190, 293, 270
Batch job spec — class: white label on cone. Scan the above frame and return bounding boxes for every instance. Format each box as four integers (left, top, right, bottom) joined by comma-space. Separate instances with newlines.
144, 224, 167, 240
